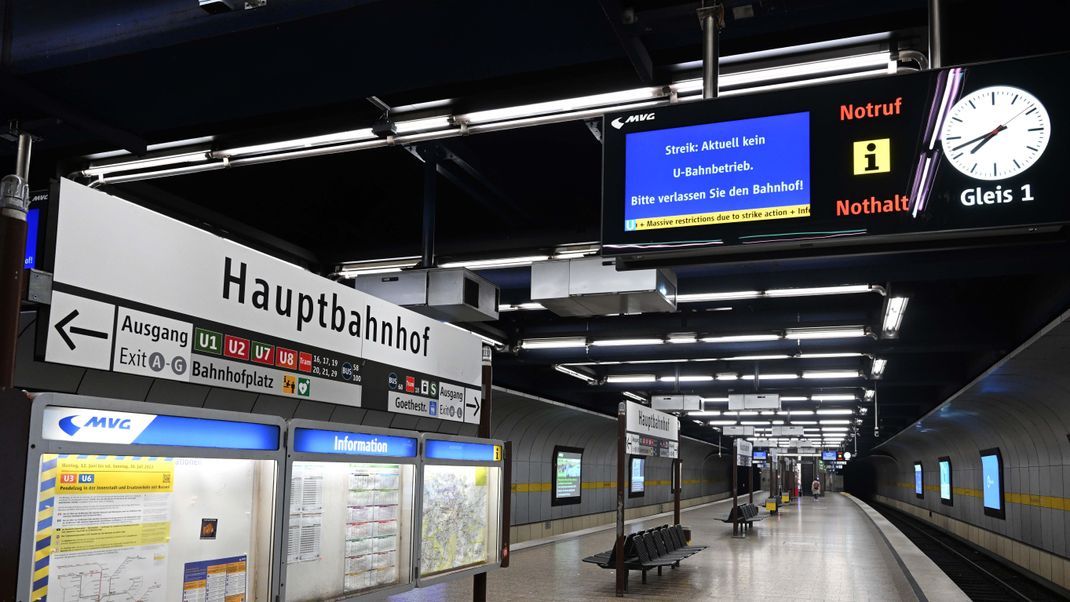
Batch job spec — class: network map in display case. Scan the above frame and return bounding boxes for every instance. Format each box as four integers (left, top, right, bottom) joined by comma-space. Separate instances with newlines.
283, 421, 419, 601
17, 393, 286, 602
417, 434, 504, 585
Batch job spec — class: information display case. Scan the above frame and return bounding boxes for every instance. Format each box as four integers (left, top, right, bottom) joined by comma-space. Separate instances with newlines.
17, 393, 286, 602
416, 434, 504, 586
281, 420, 419, 600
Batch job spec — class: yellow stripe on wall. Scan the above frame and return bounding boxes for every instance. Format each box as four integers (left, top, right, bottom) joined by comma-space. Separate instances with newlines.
510, 478, 722, 492
897, 483, 1070, 510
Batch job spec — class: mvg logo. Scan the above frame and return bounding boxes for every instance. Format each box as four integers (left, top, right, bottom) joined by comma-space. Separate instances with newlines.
610, 113, 656, 130
58, 414, 132, 436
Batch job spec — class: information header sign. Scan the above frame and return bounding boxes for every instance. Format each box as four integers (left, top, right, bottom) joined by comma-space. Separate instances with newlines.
41, 406, 280, 450
292, 427, 418, 458
603, 52, 1070, 259
624, 400, 679, 458
45, 180, 481, 418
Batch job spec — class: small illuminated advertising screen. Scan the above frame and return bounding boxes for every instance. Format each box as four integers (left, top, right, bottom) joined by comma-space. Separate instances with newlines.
822, 450, 837, 462
914, 462, 924, 498
752, 450, 768, 461
939, 457, 953, 505
552, 446, 583, 506
981, 448, 1005, 518
629, 456, 645, 497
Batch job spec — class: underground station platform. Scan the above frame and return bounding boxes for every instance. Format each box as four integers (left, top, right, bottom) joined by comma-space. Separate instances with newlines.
3, 1, 1070, 601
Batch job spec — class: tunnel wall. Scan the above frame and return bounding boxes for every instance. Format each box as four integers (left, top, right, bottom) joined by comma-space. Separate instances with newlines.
859, 312, 1070, 591
15, 312, 732, 546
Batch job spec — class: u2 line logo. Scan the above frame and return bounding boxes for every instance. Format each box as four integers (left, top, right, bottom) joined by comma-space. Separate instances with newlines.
611, 113, 656, 130
58, 414, 132, 436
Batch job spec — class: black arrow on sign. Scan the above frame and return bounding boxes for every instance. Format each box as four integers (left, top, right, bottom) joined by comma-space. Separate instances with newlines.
466, 396, 480, 415
54, 309, 109, 351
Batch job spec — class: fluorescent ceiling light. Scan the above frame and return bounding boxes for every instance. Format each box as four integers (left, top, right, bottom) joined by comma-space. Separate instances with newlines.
759, 410, 775, 416
722, 411, 738, 416
393, 115, 453, 134
740, 411, 759, 416
459, 86, 662, 125
820, 420, 851, 425
786, 326, 867, 340
788, 410, 814, 416
521, 337, 587, 350
793, 420, 818, 425
623, 391, 647, 402
677, 291, 761, 303
217, 128, 376, 158
728, 354, 791, 361
765, 284, 875, 297
553, 365, 597, 384
811, 394, 857, 401
702, 334, 782, 343
591, 338, 664, 347
816, 409, 854, 415
667, 334, 698, 344
439, 255, 549, 269
772, 420, 785, 425
606, 374, 657, 384
882, 296, 909, 337
741, 420, 770, 426
740, 373, 798, 380
716, 373, 739, 381
864, 389, 876, 400
709, 420, 738, 426
499, 302, 546, 312
621, 358, 685, 365
797, 352, 864, 359
803, 370, 861, 379
82, 151, 211, 178
676, 375, 714, 382
781, 396, 809, 402
688, 411, 720, 417
871, 358, 887, 379
336, 256, 420, 278
822, 426, 850, 431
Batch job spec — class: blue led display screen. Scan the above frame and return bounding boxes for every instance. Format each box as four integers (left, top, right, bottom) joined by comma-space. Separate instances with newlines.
424, 439, 498, 462
939, 459, 952, 501
293, 427, 417, 458
914, 463, 923, 496
753, 450, 768, 460
623, 112, 810, 232
982, 453, 1002, 511
822, 451, 837, 461
24, 207, 38, 269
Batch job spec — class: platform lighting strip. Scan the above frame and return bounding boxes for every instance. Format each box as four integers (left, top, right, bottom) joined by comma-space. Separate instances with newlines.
677, 284, 883, 303
882, 297, 910, 337
560, 351, 864, 366
870, 358, 888, 379
553, 364, 598, 384
337, 244, 600, 278
622, 391, 647, 402
78, 49, 897, 183
520, 326, 868, 350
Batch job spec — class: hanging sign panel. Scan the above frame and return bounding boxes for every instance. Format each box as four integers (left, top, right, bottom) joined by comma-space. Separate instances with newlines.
602, 52, 1070, 259
624, 401, 679, 458
43, 180, 482, 414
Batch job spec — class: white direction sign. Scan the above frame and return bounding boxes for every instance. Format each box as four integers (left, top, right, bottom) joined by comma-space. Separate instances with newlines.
624, 400, 679, 458
735, 439, 753, 466
45, 179, 482, 415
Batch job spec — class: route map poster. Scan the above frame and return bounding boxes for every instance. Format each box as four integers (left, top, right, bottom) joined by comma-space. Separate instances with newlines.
419, 466, 491, 576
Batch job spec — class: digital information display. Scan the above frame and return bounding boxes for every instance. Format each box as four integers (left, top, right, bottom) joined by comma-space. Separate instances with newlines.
552, 447, 582, 505
981, 448, 1004, 518
630, 456, 645, 496
624, 112, 810, 231
603, 52, 1070, 258
822, 450, 837, 462
939, 457, 952, 504
753, 450, 768, 461
914, 462, 923, 497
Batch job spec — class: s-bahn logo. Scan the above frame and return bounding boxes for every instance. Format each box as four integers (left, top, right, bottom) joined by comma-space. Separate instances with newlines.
611, 113, 656, 130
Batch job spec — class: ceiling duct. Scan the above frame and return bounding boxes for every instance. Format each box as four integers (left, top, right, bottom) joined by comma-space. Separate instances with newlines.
531, 257, 676, 317
352, 268, 499, 323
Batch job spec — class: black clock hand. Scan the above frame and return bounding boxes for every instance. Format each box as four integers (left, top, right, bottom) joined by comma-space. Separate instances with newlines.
951, 131, 994, 151
969, 125, 1008, 154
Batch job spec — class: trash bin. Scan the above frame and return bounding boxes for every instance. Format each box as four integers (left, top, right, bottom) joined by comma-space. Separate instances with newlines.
766, 497, 778, 513
681, 526, 693, 544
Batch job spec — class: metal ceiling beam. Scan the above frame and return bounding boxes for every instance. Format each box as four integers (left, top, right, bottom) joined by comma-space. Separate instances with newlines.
597, 0, 655, 84
0, 70, 146, 154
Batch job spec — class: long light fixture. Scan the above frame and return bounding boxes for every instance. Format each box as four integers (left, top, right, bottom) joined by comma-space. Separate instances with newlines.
780, 396, 809, 402
871, 358, 888, 379
702, 334, 781, 343
820, 419, 851, 425
499, 302, 547, 312
606, 374, 657, 384
882, 297, 910, 338
710, 420, 738, 426
740, 373, 798, 380
659, 375, 714, 383
667, 334, 699, 344
439, 255, 550, 270
811, 394, 857, 402
591, 338, 665, 347
677, 284, 881, 304
816, 409, 854, 416
786, 326, 868, 340
728, 354, 791, 361
77, 45, 899, 184
623, 391, 647, 402
520, 337, 587, 350
803, 370, 861, 379
553, 365, 597, 384
336, 256, 421, 278
797, 352, 865, 359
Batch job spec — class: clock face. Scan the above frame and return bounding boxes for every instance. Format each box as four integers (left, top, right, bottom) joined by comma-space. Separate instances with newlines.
940, 86, 1051, 181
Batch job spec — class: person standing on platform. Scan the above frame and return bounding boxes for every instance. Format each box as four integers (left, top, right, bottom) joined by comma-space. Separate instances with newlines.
811, 477, 821, 501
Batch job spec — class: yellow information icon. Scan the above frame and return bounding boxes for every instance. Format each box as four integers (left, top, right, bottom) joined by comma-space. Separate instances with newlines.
853, 138, 891, 175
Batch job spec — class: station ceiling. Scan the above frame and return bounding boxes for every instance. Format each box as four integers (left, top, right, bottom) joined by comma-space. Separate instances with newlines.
3, 0, 1070, 452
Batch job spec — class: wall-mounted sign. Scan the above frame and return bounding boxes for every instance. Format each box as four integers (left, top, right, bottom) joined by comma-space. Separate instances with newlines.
734, 439, 753, 466
44, 180, 481, 417
624, 401, 679, 458
603, 52, 1070, 260
291, 427, 418, 457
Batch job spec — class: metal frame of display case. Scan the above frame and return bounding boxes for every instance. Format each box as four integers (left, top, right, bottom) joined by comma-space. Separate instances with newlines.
414, 433, 505, 588
17, 393, 288, 602
281, 419, 422, 601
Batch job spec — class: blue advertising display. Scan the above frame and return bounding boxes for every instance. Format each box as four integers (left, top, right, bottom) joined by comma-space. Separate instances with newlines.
822, 450, 837, 461
939, 459, 952, 501
982, 452, 1002, 511
293, 427, 417, 458
914, 463, 923, 496
24, 207, 38, 269
753, 450, 768, 460
623, 111, 810, 232
425, 439, 498, 462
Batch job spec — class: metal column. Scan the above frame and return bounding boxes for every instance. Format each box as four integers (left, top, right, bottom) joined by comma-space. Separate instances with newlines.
928, 0, 944, 69
0, 132, 31, 387
421, 158, 437, 269
614, 403, 627, 596
473, 345, 494, 601
697, 4, 725, 99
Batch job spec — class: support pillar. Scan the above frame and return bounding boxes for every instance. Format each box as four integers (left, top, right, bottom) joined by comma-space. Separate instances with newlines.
928, 0, 944, 69
473, 346, 493, 601
697, 3, 725, 99
0, 132, 31, 388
